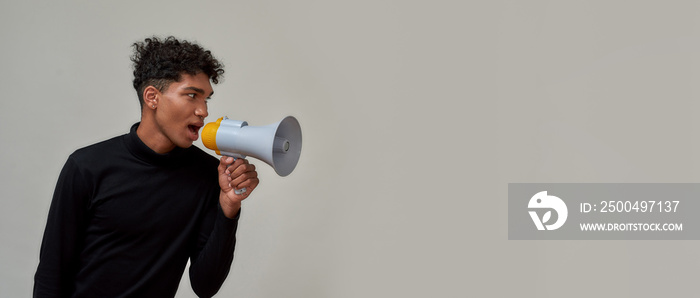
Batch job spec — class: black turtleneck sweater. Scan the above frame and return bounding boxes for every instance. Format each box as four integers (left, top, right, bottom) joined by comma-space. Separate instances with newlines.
34, 123, 240, 298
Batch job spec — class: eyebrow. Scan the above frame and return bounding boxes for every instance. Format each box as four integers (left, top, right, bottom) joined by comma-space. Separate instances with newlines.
184, 86, 214, 98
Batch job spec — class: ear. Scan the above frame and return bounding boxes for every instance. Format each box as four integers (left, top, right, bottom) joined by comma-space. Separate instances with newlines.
143, 86, 160, 110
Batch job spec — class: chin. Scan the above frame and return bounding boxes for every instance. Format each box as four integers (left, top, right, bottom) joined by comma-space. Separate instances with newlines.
176, 141, 195, 149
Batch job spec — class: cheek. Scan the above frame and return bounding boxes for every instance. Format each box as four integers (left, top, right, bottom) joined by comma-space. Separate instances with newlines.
157, 101, 188, 122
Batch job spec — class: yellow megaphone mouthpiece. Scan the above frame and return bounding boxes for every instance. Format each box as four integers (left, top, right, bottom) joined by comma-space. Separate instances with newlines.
201, 117, 223, 155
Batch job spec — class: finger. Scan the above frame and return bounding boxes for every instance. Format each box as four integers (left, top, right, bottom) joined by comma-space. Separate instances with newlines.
231, 180, 259, 197
225, 158, 249, 174
218, 157, 239, 192
235, 177, 260, 191
218, 156, 235, 173
229, 163, 256, 178
230, 170, 258, 188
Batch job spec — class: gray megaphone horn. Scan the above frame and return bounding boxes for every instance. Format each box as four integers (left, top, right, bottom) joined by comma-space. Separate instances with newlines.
202, 115, 302, 181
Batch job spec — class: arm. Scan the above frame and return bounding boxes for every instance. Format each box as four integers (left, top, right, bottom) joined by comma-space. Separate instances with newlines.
189, 157, 259, 297
34, 157, 90, 298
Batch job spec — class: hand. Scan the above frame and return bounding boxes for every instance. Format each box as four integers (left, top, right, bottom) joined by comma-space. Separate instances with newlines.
218, 156, 259, 218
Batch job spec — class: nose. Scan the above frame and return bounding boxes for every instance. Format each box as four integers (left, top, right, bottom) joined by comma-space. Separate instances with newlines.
195, 101, 209, 119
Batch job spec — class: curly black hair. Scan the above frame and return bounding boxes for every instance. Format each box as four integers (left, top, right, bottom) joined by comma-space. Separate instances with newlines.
131, 36, 224, 108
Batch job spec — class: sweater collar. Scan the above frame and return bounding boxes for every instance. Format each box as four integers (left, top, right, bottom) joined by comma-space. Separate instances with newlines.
124, 122, 187, 165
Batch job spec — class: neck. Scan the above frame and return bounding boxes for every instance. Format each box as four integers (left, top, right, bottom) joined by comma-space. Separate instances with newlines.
136, 113, 176, 154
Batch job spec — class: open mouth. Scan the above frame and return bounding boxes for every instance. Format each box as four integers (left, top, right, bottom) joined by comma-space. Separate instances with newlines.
188, 124, 202, 140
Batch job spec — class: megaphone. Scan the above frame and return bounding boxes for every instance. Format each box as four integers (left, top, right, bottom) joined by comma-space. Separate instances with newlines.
201, 116, 302, 178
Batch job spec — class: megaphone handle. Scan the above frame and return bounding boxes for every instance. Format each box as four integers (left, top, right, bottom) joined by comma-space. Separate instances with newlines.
230, 157, 247, 195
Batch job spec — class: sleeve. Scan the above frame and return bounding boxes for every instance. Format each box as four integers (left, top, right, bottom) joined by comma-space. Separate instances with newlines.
34, 156, 91, 298
188, 202, 241, 297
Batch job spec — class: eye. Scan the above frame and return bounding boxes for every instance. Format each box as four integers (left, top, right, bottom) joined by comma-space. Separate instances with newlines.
187, 93, 196, 99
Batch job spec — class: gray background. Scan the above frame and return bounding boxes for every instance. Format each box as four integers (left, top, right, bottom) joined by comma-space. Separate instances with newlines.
1, 0, 698, 297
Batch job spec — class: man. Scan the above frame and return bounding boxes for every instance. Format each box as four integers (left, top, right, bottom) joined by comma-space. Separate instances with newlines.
34, 36, 258, 297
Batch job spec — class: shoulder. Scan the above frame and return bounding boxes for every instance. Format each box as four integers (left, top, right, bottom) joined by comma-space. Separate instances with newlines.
175, 145, 221, 188
185, 145, 220, 168
69, 134, 126, 165
53, 134, 128, 187
179, 145, 220, 178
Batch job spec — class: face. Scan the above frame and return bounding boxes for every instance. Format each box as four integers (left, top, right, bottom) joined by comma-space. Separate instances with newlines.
151, 72, 213, 151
